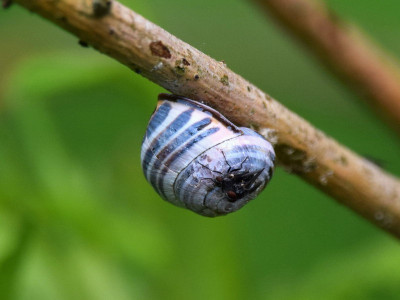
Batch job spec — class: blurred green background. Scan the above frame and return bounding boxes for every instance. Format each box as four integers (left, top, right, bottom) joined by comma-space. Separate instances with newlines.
1, 0, 400, 299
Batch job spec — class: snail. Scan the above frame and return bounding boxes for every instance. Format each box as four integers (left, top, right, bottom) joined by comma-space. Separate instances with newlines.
141, 94, 275, 217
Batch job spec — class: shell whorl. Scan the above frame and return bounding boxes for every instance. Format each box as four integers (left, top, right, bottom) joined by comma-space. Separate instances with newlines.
141, 94, 275, 217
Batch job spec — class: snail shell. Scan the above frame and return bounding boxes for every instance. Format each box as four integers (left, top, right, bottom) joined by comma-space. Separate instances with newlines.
141, 94, 275, 217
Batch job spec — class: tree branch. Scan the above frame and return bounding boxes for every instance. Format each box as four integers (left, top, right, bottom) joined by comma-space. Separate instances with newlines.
252, 0, 400, 136
13, 0, 400, 237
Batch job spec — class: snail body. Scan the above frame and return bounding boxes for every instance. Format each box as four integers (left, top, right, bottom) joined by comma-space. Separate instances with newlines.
141, 94, 275, 217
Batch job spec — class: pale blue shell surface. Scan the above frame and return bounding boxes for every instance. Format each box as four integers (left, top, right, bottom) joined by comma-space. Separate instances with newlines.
141, 94, 275, 217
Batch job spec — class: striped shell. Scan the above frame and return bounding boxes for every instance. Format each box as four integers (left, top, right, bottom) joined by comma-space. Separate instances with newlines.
141, 94, 275, 217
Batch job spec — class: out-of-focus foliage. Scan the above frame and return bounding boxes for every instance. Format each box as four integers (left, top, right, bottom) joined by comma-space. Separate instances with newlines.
1, 0, 400, 299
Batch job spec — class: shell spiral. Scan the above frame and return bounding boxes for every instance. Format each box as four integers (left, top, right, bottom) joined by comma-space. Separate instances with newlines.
141, 94, 275, 217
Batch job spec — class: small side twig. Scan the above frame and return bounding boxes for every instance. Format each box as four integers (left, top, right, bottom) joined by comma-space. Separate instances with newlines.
92, 0, 112, 18
252, 0, 400, 136
12, 0, 400, 237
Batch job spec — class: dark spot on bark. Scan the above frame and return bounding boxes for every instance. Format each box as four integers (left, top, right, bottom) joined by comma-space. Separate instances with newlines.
182, 58, 190, 66
78, 40, 89, 47
93, 0, 112, 17
339, 155, 348, 166
247, 86, 251, 92
220, 75, 229, 86
174, 60, 187, 76
109, 28, 115, 35
174, 66, 185, 76
150, 41, 171, 59
134, 68, 142, 74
